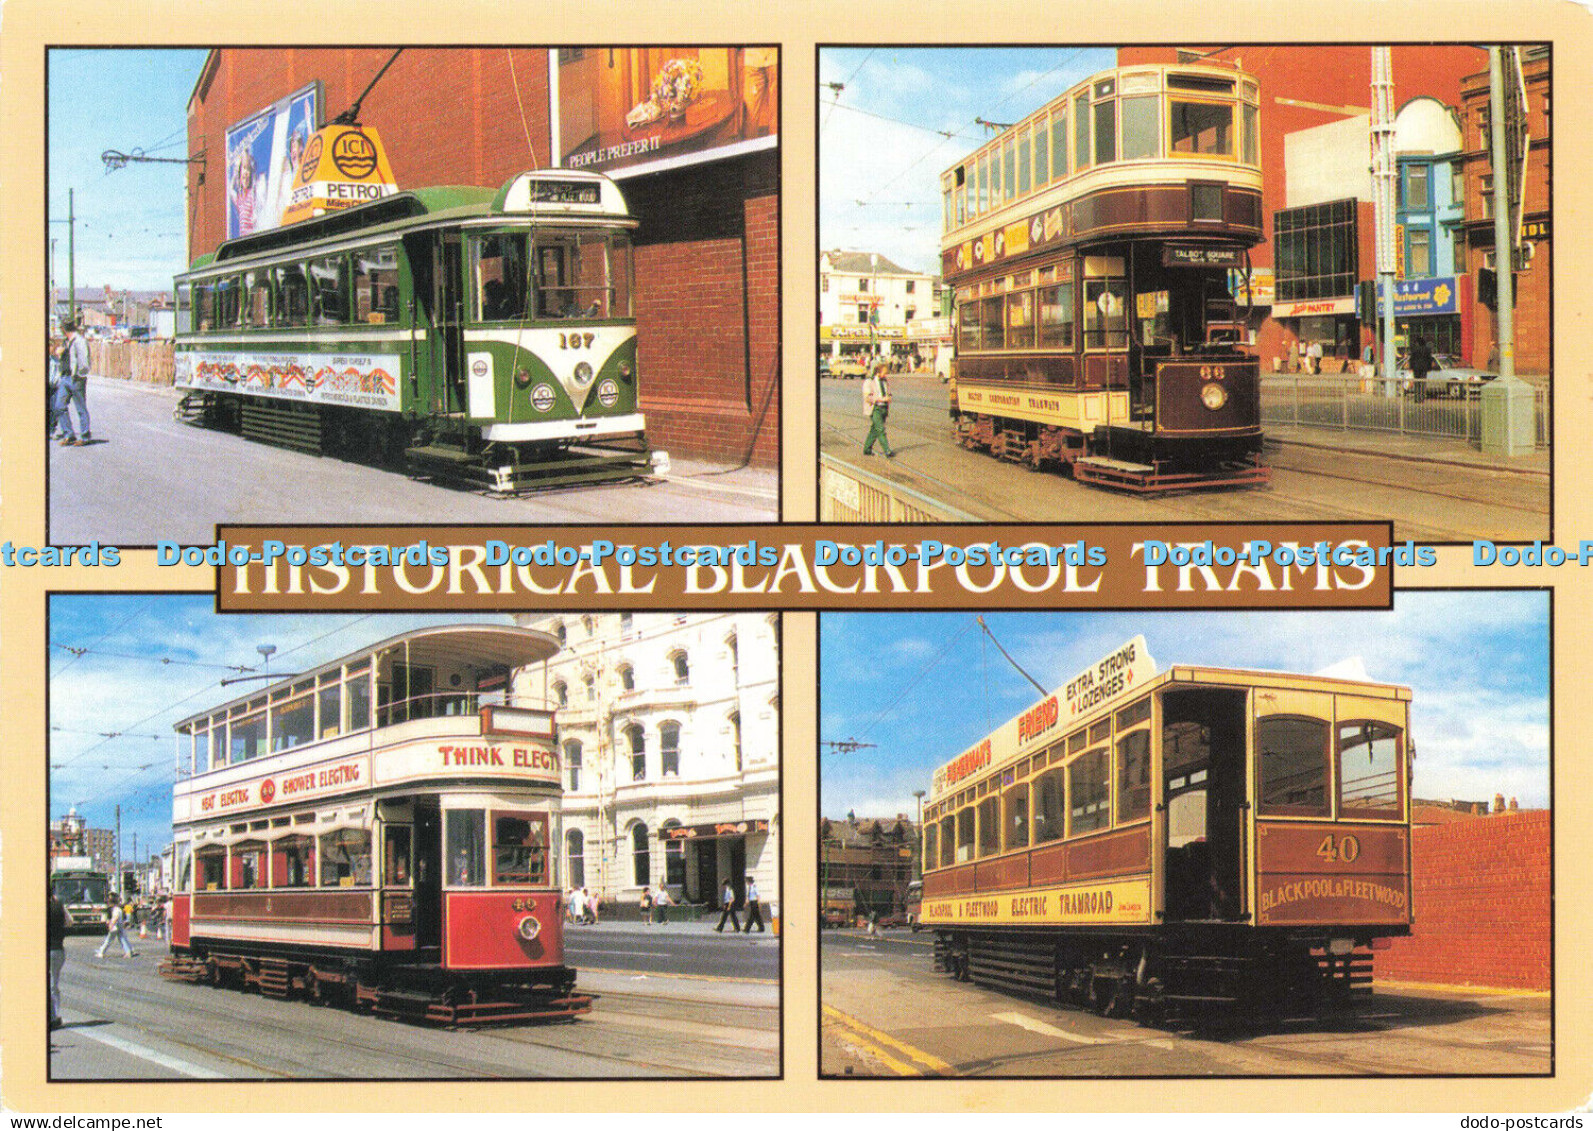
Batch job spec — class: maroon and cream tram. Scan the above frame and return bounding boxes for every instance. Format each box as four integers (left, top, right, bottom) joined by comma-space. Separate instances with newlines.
921, 638, 1413, 1022
941, 62, 1269, 491
164, 624, 591, 1025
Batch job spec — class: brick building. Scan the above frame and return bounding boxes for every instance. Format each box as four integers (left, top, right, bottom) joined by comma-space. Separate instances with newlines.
819, 815, 919, 919
1377, 802, 1549, 991
185, 48, 779, 466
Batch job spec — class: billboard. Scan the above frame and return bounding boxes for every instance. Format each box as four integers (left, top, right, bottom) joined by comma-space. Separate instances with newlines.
557, 47, 777, 178
225, 82, 321, 239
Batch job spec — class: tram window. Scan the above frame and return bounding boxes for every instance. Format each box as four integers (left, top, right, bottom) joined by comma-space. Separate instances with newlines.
608, 235, 635, 319
1084, 279, 1128, 349
1033, 768, 1066, 844
354, 246, 401, 324
317, 677, 342, 740
176, 283, 193, 335
320, 827, 373, 887
346, 664, 372, 731
274, 835, 314, 888
1338, 722, 1403, 816
1117, 697, 1152, 730
937, 815, 955, 867
923, 821, 939, 868
979, 296, 1004, 350
309, 255, 347, 325
1074, 92, 1091, 170
1005, 783, 1030, 849
230, 711, 265, 763
197, 847, 225, 891
274, 264, 309, 327
232, 842, 266, 890
1018, 129, 1032, 196
955, 807, 975, 863
1089, 719, 1112, 744
1039, 283, 1075, 349
1117, 730, 1152, 823
976, 796, 1000, 857
1093, 100, 1117, 165
192, 724, 212, 773
1171, 101, 1234, 156
243, 270, 272, 329
177, 843, 193, 892
1241, 104, 1258, 165
1052, 111, 1068, 179
472, 233, 530, 322
272, 691, 314, 752
1006, 291, 1035, 349
1035, 116, 1051, 184
379, 826, 410, 885
193, 282, 215, 332
493, 813, 549, 885
215, 276, 242, 328
445, 810, 486, 886
958, 300, 980, 352
1256, 714, 1331, 817
1069, 748, 1111, 835
977, 153, 989, 214
1121, 95, 1159, 160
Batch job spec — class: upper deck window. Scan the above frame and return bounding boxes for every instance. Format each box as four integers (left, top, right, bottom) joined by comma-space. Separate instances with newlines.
1338, 721, 1403, 817
1069, 747, 1111, 835
1257, 714, 1331, 817
1074, 92, 1092, 171
1171, 101, 1234, 156
1033, 766, 1066, 843
1035, 116, 1051, 184
1122, 95, 1159, 160
1018, 129, 1032, 196
1006, 782, 1030, 849
977, 795, 1000, 857
1093, 100, 1118, 165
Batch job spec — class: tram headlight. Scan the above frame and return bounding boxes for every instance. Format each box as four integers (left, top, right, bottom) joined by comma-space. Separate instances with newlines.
573, 361, 595, 386
516, 914, 542, 942
619, 361, 633, 380
1200, 381, 1228, 411
514, 365, 533, 389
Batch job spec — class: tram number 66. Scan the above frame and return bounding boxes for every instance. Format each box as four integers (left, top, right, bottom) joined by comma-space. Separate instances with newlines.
1316, 834, 1361, 863
558, 333, 596, 350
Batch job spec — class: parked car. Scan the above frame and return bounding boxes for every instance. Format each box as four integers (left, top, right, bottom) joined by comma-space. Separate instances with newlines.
831, 357, 867, 379
1399, 351, 1498, 399
818, 356, 832, 378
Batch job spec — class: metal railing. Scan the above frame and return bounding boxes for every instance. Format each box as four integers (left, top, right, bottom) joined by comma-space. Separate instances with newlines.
1261, 375, 1549, 450
819, 453, 979, 522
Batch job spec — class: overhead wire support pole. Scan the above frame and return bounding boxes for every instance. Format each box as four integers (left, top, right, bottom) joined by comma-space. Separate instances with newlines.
1370, 47, 1397, 395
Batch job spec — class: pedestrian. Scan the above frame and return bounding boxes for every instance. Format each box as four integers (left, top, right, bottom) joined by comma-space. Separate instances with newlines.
95, 895, 135, 959
639, 885, 653, 926
1307, 339, 1323, 375
715, 878, 741, 933
1286, 338, 1300, 373
1410, 334, 1435, 404
1335, 337, 1351, 373
47, 336, 64, 439
582, 888, 599, 925
741, 874, 766, 934
1362, 341, 1376, 380
48, 890, 67, 1030
861, 363, 895, 458
154, 895, 168, 942
866, 908, 879, 937
653, 885, 672, 925
55, 320, 93, 446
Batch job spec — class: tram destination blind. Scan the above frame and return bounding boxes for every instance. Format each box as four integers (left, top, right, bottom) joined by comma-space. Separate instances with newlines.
526, 179, 601, 204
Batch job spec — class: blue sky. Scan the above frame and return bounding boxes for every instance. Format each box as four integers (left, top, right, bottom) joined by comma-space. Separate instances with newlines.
48, 596, 515, 866
818, 47, 1114, 275
820, 594, 1551, 820
48, 49, 209, 293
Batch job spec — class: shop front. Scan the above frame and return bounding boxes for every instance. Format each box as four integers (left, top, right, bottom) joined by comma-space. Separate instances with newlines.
662, 818, 771, 908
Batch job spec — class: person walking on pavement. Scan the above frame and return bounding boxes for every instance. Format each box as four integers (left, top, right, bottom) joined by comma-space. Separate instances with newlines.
715, 877, 741, 933
639, 885, 653, 926
95, 895, 135, 959
1409, 334, 1435, 404
861, 363, 895, 458
741, 874, 766, 934
653, 885, 672, 925
55, 321, 93, 447
48, 890, 67, 1029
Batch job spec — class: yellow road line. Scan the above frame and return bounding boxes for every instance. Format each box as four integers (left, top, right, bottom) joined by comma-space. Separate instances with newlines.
826, 1022, 927, 1077
822, 1004, 954, 1075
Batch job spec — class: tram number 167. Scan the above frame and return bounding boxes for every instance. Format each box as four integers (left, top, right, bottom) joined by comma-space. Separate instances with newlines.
558, 332, 596, 350
1316, 834, 1361, 863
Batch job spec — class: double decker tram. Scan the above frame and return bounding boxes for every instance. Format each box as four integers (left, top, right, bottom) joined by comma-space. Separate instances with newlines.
173, 169, 666, 493
921, 638, 1413, 1024
163, 625, 593, 1025
941, 63, 1269, 491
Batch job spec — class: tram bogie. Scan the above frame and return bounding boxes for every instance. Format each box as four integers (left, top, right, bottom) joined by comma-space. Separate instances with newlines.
163, 625, 593, 1027
173, 169, 667, 494
941, 62, 1272, 493
920, 638, 1413, 1028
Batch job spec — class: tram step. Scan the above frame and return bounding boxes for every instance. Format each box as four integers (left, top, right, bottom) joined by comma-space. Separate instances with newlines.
404, 444, 479, 464
1075, 456, 1156, 474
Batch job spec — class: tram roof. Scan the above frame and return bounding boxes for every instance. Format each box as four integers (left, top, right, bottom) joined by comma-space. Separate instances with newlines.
173, 624, 560, 729
189, 169, 632, 271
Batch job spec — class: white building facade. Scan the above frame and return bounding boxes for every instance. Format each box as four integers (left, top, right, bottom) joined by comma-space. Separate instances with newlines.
513, 612, 780, 919
819, 250, 948, 368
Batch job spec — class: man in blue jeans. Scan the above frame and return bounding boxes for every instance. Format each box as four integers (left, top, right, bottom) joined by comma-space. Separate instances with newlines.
56, 321, 93, 446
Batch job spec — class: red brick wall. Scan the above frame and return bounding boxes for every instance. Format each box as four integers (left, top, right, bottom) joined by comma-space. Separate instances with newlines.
187, 49, 778, 467
1377, 810, 1550, 990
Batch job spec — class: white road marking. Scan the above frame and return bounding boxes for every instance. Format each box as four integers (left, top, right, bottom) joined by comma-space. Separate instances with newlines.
990, 1010, 1100, 1044
72, 1026, 231, 1078
587, 950, 672, 958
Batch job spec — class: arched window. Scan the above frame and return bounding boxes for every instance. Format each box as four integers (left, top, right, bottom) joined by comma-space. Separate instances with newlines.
552, 680, 568, 708
583, 674, 595, 703
620, 611, 634, 637
566, 828, 585, 889
631, 822, 651, 886
729, 711, 743, 772
581, 614, 594, 637
661, 721, 681, 776
726, 634, 739, 679
625, 723, 646, 781
662, 821, 686, 887
564, 738, 583, 792
554, 620, 567, 645
618, 664, 635, 691
670, 650, 690, 686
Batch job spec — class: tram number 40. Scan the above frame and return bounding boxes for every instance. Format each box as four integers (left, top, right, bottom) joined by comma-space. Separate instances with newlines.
1316, 834, 1361, 863
558, 332, 596, 350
